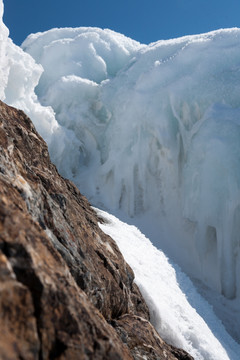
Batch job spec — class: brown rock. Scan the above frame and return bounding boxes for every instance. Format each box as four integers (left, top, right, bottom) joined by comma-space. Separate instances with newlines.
113, 314, 193, 360
0, 100, 193, 359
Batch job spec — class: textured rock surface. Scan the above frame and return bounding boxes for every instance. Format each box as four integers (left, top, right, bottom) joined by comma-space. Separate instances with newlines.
0, 100, 193, 359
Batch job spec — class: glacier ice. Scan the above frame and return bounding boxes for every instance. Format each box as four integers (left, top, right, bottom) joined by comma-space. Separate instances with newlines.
22, 26, 240, 303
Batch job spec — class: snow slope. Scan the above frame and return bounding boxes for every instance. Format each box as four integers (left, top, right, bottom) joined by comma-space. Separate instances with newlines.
97, 208, 240, 360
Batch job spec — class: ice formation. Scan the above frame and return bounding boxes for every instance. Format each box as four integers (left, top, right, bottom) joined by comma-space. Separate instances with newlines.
22, 26, 240, 302
1, 0, 240, 356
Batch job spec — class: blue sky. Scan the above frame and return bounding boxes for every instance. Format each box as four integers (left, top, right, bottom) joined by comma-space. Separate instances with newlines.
3, 0, 240, 45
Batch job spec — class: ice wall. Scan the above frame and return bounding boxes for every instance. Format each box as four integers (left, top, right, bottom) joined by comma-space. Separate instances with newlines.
22, 27, 240, 301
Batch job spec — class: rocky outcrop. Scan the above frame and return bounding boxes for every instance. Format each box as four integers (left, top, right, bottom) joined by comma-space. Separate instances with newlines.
0, 100, 193, 359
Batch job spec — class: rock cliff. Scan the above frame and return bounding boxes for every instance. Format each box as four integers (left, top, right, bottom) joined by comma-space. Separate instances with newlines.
0, 100, 193, 359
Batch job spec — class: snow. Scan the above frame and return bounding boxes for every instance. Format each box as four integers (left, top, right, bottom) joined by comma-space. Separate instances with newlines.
0, 3, 59, 145
96, 208, 240, 360
1, 0, 240, 357
0, 0, 9, 100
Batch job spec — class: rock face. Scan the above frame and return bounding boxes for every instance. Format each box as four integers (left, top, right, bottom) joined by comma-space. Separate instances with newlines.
0, 100, 193, 359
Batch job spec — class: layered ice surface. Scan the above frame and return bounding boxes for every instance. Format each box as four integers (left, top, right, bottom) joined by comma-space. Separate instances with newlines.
22, 26, 240, 303
1, 0, 240, 356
